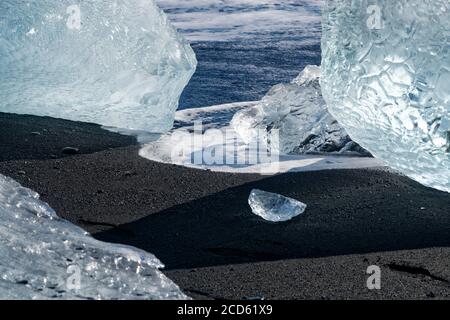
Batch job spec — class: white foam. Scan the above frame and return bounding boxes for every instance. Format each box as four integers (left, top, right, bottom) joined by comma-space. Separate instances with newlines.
156, 0, 324, 42
138, 102, 385, 174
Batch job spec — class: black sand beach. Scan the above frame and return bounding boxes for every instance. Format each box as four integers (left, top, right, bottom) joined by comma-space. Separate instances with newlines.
2, 112, 450, 300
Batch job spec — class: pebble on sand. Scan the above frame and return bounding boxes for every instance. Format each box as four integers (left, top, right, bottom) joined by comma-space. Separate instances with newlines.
62, 147, 80, 155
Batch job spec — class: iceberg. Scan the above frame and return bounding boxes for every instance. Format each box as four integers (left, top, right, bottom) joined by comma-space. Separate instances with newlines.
248, 189, 306, 222
231, 66, 368, 155
321, 0, 450, 192
0, 0, 196, 132
0, 174, 187, 299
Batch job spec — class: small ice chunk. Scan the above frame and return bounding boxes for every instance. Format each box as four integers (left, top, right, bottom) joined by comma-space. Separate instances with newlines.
248, 189, 306, 222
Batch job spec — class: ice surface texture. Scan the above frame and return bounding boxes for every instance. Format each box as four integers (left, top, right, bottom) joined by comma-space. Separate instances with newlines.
248, 189, 306, 222
321, 0, 450, 192
0, 0, 196, 132
0, 175, 187, 299
231, 66, 367, 155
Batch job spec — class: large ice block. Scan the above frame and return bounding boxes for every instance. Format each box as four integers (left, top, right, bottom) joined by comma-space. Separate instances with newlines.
0, 174, 187, 299
0, 1, 196, 132
231, 66, 367, 155
321, 0, 450, 192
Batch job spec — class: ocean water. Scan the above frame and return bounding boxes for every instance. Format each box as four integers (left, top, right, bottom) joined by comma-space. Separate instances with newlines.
156, 0, 324, 109
139, 1, 385, 174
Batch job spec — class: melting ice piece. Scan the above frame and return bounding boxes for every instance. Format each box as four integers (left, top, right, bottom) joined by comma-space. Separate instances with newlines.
0, 0, 196, 132
231, 66, 368, 155
248, 189, 306, 222
0, 174, 187, 299
321, 0, 450, 192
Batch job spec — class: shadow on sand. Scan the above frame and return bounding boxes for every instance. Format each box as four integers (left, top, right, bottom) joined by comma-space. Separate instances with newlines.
95, 168, 450, 270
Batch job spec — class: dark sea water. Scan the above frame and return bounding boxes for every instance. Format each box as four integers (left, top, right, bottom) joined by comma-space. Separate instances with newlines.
157, 0, 324, 109
180, 39, 321, 109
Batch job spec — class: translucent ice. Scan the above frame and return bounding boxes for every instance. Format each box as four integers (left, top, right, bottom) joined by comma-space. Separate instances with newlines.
231, 66, 367, 155
0, 1, 196, 132
0, 174, 187, 299
248, 189, 306, 222
321, 0, 450, 192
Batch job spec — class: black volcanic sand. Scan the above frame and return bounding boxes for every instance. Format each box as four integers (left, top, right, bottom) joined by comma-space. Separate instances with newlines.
1, 112, 450, 300
0, 112, 136, 161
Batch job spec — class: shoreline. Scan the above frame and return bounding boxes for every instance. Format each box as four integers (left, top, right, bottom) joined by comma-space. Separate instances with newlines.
1, 112, 450, 300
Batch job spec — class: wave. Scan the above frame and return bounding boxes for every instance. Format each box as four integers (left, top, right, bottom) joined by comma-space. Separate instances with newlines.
157, 0, 324, 42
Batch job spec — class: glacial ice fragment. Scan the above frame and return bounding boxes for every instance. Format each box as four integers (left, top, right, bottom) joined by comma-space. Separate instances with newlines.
248, 189, 306, 222
321, 0, 450, 192
0, 0, 196, 132
231, 66, 368, 155
0, 174, 187, 299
